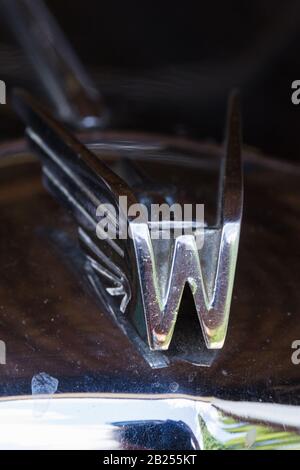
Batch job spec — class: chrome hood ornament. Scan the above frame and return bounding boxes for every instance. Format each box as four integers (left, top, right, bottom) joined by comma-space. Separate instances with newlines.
6, 0, 243, 369
13, 90, 243, 368
131, 95, 243, 352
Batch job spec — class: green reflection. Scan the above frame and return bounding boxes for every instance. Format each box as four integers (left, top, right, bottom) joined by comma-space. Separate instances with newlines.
199, 414, 300, 450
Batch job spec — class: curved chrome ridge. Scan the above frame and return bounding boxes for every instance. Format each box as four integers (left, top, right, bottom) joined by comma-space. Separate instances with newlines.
12, 90, 243, 367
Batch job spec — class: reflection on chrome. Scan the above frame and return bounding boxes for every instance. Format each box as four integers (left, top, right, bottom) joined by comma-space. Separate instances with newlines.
0, 394, 299, 450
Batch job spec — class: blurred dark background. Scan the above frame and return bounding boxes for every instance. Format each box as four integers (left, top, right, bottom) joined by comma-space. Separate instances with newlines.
0, 0, 300, 161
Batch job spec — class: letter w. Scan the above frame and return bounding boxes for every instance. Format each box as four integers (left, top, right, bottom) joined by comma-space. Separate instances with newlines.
130, 221, 240, 351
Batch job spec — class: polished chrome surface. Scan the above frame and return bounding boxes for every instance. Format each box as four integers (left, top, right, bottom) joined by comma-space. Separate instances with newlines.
0, 136, 299, 448
0, 0, 299, 452
130, 94, 242, 352
0, 394, 299, 450
12, 91, 242, 366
